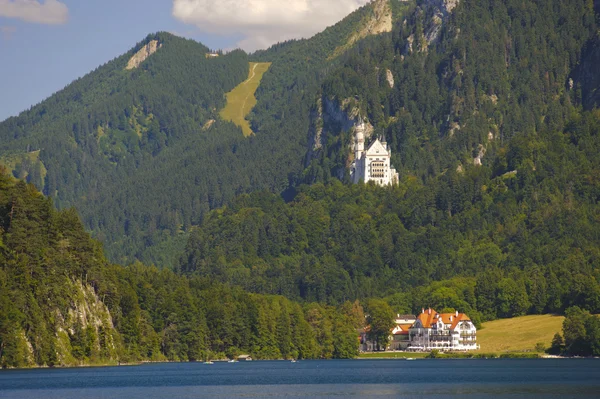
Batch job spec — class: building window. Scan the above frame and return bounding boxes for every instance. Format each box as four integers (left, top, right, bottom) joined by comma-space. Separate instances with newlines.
370, 161, 385, 179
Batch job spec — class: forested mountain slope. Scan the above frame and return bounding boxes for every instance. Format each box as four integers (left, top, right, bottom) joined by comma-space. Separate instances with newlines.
0, 1, 414, 268
304, 0, 598, 184
0, 170, 362, 368
0, 32, 252, 266
179, 0, 600, 322
180, 108, 600, 324
0, 0, 598, 276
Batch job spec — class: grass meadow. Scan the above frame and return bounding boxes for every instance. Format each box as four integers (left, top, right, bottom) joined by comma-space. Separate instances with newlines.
476, 314, 564, 353
220, 62, 271, 137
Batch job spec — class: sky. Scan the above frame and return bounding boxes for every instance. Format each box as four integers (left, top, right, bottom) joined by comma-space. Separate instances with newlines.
0, 0, 370, 122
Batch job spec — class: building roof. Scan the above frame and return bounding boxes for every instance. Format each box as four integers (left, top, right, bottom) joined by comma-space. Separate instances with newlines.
392, 323, 413, 335
437, 313, 471, 330
416, 308, 439, 328
415, 309, 472, 330
365, 139, 389, 157
447, 313, 471, 330
394, 315, 416, 324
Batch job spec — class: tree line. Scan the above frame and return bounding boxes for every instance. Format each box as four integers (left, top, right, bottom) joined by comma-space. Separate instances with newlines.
550, 307, 600, 357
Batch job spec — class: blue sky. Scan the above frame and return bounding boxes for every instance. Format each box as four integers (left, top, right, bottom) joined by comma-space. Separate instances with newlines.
0, 0, 241, 122
0, 0, 369, 122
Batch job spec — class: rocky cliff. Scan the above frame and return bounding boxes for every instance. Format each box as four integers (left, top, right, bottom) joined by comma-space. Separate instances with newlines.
574, 34, 600, 110
404, 0, 460, 53
332, 0, 394, 58
3, 279, 120, 368
126, 40, 162, 70
306, 96, 374, 179
573, 0, 600, 110
54, 280, 120, 366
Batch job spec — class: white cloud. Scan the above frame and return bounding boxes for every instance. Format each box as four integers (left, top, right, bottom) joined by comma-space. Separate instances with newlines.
0, 0, 69, 25
172, 0, 370, 51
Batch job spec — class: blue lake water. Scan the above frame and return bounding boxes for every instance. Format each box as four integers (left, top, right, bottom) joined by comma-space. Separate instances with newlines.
1, 359, 599, 398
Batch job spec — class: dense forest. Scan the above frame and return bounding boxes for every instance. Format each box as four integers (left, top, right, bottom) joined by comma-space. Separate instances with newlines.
179, 107, 600, 324
305, 0, 598, 185
0, 170, 362, 368
0, 2, 414, 268
0, 32, 253, 267
0, 0, 598, 270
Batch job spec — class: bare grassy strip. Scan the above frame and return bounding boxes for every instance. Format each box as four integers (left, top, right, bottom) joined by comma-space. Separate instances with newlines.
477, 314, 564, 353
220, 62, 271, 137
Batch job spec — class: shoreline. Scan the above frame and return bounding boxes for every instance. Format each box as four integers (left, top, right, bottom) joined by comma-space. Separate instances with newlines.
356, 351, 576, 360
4, 354, 591, 370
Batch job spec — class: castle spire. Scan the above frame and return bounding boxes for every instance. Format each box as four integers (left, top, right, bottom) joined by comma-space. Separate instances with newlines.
355, 117, 365, 158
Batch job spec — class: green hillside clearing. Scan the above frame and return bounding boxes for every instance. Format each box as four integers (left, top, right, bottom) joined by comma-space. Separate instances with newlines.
220, 62, 271, 137
0, 150, 47, 189
477, 315, 564, 353
0, 150, 40, 171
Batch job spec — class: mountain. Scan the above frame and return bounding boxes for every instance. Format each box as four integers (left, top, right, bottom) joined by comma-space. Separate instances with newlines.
303, 0, 597, 184
0, 32, 251, 266
0, 1, 414, 268
178, 109, 600, 320
178, 0, 600, 321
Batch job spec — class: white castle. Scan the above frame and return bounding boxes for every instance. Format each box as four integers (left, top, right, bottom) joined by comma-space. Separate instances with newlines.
350, 118, 399, 186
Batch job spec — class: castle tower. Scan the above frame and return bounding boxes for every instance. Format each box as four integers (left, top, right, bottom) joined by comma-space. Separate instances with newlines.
381, 134, 387, 150
355, 117, 365, 160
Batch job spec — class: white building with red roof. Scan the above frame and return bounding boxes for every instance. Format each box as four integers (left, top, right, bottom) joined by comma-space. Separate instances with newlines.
408, 308, 479, 352
389, 314, 417, 350
360, 314, 416, 352
359, 308, 478, 352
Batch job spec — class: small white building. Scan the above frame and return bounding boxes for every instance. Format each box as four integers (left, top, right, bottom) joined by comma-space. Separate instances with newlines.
350, 118, 399, 186
360, 314, 416, 352
389, 314, 417, 351
408, 308, 479, 352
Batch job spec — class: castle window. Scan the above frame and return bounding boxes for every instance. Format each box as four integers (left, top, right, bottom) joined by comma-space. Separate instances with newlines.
370, 161, 385, 179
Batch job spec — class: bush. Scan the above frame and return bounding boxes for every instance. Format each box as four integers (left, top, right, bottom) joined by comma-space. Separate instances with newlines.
534, 342, 546, 353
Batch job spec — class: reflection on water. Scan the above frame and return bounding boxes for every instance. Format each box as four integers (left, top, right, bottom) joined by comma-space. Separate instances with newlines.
1, 359, 599, 398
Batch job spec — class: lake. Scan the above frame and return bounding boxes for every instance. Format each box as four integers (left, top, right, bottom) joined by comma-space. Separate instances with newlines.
1, 359, 599, 398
